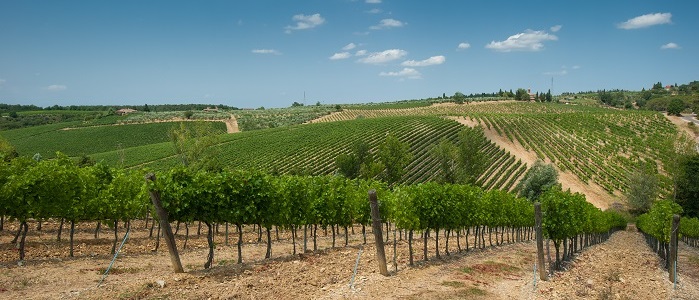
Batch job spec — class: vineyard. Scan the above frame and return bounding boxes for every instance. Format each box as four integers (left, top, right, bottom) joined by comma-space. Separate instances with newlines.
1, 100, 699, 299
0, 155, 625, 269
312, 102, 682, 198
1, 101, 684, 202
110, 116, 527, 190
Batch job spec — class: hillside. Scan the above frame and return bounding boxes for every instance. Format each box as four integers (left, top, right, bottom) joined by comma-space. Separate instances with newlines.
1, 100, 688, 208
310, 102, 682, 208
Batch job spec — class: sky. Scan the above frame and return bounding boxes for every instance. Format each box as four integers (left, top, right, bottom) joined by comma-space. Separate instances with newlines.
0, 0, 697, 108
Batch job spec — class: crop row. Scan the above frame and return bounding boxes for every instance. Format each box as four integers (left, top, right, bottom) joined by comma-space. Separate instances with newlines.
1, 157, 625, 271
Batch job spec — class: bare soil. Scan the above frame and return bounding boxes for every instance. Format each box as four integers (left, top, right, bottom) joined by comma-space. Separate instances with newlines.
3, 220, 698, 299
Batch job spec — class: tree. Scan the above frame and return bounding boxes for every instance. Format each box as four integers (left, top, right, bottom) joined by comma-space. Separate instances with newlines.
453, 92, 466, 104
515, 160, 559, 201
336, 153, 359, 179
378, 134, 412, 187
169, 122, 222, 171
291, 102, 304, 107
143, 104, 151, 112
676, 154, 699, 217
183, 111, 194, 119
0, 134, 18, 161
625, 164, 659, 214
515, 88, 529, 101
545, 89, 553, 102
336, 141, 372, 179
430, 138, 458, 184
667, 98, 685, 116
454, 127, 487, 185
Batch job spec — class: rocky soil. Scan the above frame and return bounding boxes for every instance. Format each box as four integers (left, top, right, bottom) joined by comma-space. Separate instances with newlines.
1, 221, 699, 299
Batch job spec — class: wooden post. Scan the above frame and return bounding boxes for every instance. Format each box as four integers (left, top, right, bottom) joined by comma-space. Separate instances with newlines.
368, 190, 389, 276
145, 173, 184, 273
669, 214, 680, 283
535, 202, 547, 281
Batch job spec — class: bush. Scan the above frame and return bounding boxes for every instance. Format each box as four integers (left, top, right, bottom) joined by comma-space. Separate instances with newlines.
667, 98, 685, 116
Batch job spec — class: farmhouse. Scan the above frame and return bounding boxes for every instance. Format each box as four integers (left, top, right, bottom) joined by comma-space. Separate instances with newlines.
115, 108, 137, 115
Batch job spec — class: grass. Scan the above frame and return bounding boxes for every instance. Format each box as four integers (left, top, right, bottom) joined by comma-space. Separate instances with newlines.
441, 280, 466, 288
456, 287, 487, 297
605, 269, 621, 282
688, 255, 699, 265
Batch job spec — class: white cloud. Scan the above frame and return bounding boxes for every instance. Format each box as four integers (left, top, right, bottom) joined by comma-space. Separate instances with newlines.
357, 49, 407, 64
370, 19, 406, 30
46, 84, 67, 91
342, 43, 357, 51
355, 50, 368, 56
285, 13, 325, 33
618, 12, 671, 29
550, 25, 562, 32
0, 79, 5, 84
543, 70, 568, 76
329, 52, 352, 60
661, 42, 680, 49
366, 0, 381, 3
401, 55, 446, 67
379, 68, 421, 79
572, 65, 581, 69
485, 30, 558, 52
457, 42, 471, 50
367, 8, 382, 14
252, 49, 282, 55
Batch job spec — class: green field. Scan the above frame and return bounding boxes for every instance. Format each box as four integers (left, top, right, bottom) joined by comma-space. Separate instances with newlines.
3, 121, 226, 159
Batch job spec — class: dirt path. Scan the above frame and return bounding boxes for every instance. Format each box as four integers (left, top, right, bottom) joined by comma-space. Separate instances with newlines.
448, 116, 615, 209
60, 115, 241, 134
665, 114, 699, 153
224, 114, 239, 133
533, 228, 676, 299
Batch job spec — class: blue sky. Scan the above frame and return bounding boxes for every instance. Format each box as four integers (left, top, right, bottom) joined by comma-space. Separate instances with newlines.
0, 0, 697, 108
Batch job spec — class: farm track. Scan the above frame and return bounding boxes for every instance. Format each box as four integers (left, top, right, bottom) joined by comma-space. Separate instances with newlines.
59, 116, 240, 134
532, 227, 699, 300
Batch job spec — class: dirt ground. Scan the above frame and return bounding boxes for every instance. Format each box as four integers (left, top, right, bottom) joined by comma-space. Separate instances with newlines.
2, 220, 699, 299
